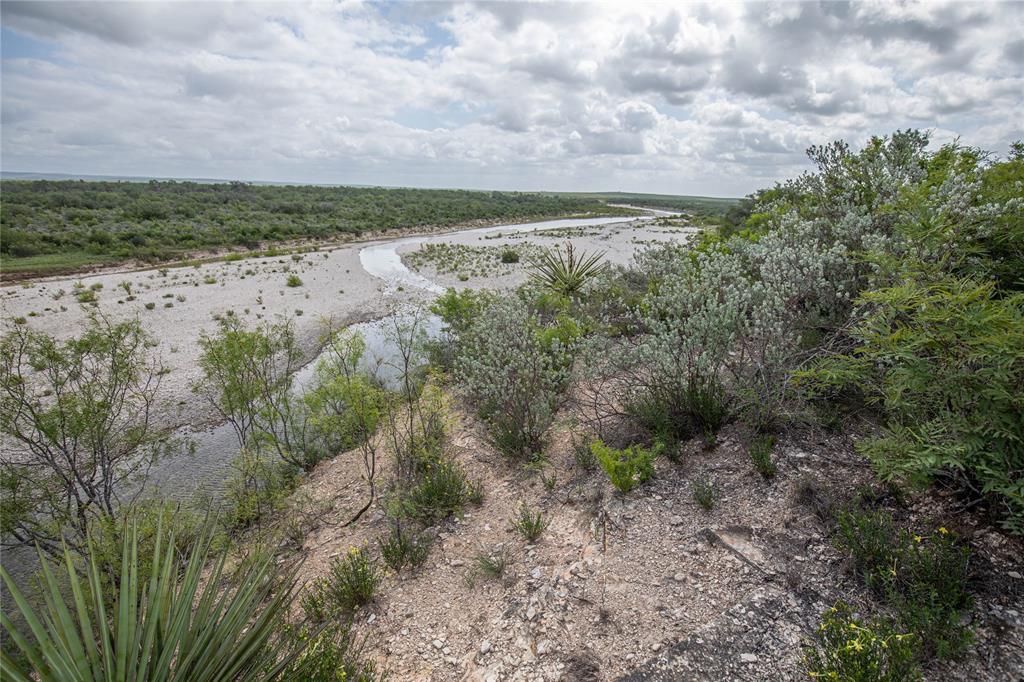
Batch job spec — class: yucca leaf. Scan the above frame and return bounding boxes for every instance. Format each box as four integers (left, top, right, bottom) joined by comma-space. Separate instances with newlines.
2, 515, 304, 681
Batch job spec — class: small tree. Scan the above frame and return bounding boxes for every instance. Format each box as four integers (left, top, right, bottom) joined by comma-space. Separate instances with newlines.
194, 316, 318, 469
309, 328, 386, 526
0, 314, 184, 556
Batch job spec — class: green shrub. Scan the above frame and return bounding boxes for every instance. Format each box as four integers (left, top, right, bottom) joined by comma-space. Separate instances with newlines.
804, 278, 1024, 533
144, 301, 156, 310
692, 477, 719, 510
805, 601, 920, 682
0, 516, 302, 681
378, 524, 431, 572
472, 546, 512, 582
500, 248, 520, 264
402, 458, 475, 524
835, 509, 973, 660
591, 439, 659, 493
224, 448, 299, 530
510, 502, 549, 542
748, 434, 777, 478
307, 547, 380, 616
286, 274, 303, 287
75, 288, 98, 304
454, 297, 573, 458
279, 626, 379, 682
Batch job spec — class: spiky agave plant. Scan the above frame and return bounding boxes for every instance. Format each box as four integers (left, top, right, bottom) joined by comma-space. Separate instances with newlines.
528, 241, 606, 297
1, 518, 302, 682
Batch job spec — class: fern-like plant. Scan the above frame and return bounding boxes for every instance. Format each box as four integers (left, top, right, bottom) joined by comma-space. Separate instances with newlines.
528, 241, 606, 297
0, 518, 302, 682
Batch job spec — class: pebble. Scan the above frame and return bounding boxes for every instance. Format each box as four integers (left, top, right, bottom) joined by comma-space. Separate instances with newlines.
741, 653, 759, 663
432, 639, 444, 650
480, 640, 492, 654
673, 572, 686, 582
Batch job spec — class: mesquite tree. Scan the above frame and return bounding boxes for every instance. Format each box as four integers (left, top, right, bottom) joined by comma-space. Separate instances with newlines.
0, 314, 183, 556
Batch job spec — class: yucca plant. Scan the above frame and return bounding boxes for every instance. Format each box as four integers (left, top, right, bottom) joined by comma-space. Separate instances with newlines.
528, 241, 606, 297
0, 518, 302, 682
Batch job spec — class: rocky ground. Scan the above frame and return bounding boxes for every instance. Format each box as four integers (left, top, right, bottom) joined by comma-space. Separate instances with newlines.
288, 400, 1024, 681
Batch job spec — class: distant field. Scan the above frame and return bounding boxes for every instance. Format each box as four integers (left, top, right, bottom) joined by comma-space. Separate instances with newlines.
566, 192, 740, 216
0, 251, 119, 276
0, 181, 643, 278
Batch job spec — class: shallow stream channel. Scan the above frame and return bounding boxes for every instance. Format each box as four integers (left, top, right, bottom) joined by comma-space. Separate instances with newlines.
2, 210, 674, 589
149, 210, 672, 501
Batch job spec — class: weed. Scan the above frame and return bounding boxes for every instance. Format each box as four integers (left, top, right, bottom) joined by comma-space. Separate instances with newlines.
692, 477, 719, 510
510, 502, 549, 542
403, 458, 474, 524
473, 546, 512, 581
75, 289, 98, 304
286, 274, 304, 287
591, 439, 659, 493
748, 434, 777, 478
144, 302, 156, 310
573, 438, 597, 470
378, 525, 432, 573
312, 547, 380, 615
835, 509, 973, 661
804, 601, 920, 681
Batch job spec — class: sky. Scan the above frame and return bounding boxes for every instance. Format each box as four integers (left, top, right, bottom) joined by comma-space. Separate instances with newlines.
1, 1, 1021, 197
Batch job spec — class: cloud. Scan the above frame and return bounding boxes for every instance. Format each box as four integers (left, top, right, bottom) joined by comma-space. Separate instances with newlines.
1, 1, 1021, 196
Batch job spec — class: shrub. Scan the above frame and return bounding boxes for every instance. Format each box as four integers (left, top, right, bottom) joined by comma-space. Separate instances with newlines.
144, 301, 156, 310
835, 509, 973, 660
748, 434, 777, 478
0, 516, 302, 681
402, 458, 476, 524
591, 439, 659, 493
286, 274, 303, 287
472, 545, 512, 582
224, 448, 299, 531
279, 626, 379, 682
500, 248, 520, 264
510, 502, 549, 542
692, 477, 719, 510
804, 278, 1024, 533
804, 602, 920, 682
308, 547, 381, 615
454, 297, 573, 458
0, 314, 186, 556
378, 524, 432, 572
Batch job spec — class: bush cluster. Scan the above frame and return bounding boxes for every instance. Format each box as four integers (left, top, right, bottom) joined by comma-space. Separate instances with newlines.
590, 439, 659, 493
835, 508, 973, 661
